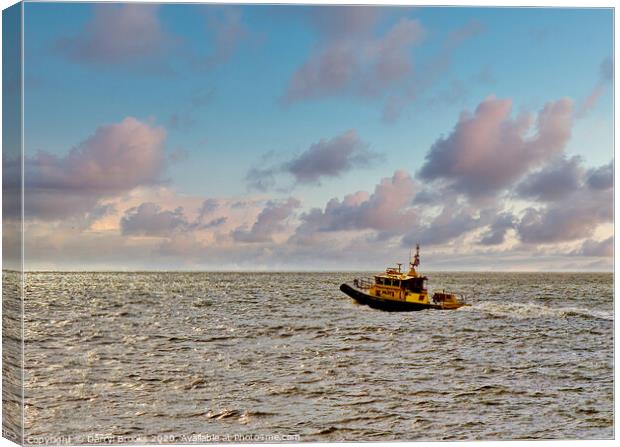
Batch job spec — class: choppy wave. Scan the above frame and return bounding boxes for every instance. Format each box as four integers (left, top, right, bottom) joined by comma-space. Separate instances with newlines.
465, 301, 614, 321
19, 271, 613, 441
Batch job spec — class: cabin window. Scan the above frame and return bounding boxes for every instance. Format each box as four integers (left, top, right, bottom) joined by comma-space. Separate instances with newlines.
405, 279, 425, 293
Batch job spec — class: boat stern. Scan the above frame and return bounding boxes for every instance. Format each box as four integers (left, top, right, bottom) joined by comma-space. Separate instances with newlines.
431, 291, 467, 309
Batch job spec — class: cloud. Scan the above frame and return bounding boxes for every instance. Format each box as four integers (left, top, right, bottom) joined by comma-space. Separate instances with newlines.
515, 156, 584, 202
516, 182, 612, 244
158, 233, 210, 259
283, 11, 424, 103
292, 170, 418, 240
201, 7, 250, 70
247, 130, 379, 190
402, 201, 484, 247
56, 4, 251, 74
586, 160, 613, 190
576, 57, 613, 118
246, 167, 278, 192
285, 130, 378, 184
600, 57, 614, 82
167, 89, 215, 131
575, 237, 613, 257
16, 117, 167, 219
479, 213, 516, 246
57, 4, 174, 68
233, 198, 300, 243
443, 19, 485, 50
511, 158, 612, 245
419, 97, 573, 198
19, 151, 613, 271
121, 202, 189, 236
401, 194, 497, 247
197, 198, 220, 220
381, 19, 485, 123
82, 204, 117, 230
309, 6, 380, 38
577, 85, 606, 119
470, 158, 615, 246
120, 196, 242, 238
284, 12, 485, 123
204, 216, 228, 228
361, 18, 426, 95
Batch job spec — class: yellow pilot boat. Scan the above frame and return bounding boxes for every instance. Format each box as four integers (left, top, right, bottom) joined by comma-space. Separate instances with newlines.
340, 245, 467, 311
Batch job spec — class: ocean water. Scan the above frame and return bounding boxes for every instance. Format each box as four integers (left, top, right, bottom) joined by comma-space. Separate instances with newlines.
7, 272, 615, 441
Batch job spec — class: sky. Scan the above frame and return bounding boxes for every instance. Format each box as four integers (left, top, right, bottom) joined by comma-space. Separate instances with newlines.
3, 2, 614, 271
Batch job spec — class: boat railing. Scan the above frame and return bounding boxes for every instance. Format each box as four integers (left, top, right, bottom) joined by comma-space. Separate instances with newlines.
353, 277, 374, 290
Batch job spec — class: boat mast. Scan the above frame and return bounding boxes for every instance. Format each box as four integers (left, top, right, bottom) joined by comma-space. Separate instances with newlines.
408, 244, 421, 276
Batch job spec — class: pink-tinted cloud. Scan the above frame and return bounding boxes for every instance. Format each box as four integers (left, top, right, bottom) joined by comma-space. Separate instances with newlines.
361, 18, 426, 95
577, 84, 605, 119
283, 13, 424, 103
284, 43, 359, 102
284, 13, 485, 123
576, 57, 613, 118
419, 97, 573, 197
292, 170, 418, 240
57, 4, 174, 67
282, 6, 381, 101
22, 117, 167, 219
233, 198, 301, 243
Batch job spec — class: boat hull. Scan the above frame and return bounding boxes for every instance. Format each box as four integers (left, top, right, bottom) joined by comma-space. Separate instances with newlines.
340, 283, 441, 312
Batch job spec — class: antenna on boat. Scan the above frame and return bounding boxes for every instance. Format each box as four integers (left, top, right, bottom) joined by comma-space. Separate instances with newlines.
412, 244, 420, 268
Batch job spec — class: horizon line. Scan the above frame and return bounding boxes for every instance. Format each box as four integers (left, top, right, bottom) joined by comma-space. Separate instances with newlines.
3, 269, 614, 274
